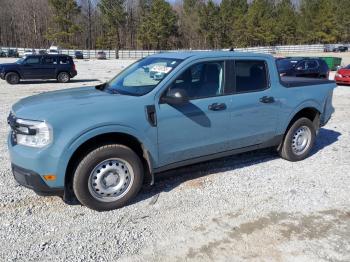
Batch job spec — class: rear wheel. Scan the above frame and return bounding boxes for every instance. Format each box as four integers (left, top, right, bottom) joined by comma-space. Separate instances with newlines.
57, 72, 70, 83
73, 144, 144, 211
279, 117, 316, 162
5, 72, 20, 84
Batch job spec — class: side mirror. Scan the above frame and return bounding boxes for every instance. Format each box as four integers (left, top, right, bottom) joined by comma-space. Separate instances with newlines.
161, 88, 189, 105
296, 66, 304, 71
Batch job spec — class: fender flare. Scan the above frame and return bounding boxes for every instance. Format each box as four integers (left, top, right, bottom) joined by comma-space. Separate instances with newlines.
5, 70, 22, 79
280, 100, 322, 134
58, 124, 156, 187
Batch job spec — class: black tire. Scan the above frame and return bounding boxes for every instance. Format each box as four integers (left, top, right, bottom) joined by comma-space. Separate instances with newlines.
5, 72, 20, 84
73, 144, 144, 211
279, 117, 316, 162
57, 72, 70, 83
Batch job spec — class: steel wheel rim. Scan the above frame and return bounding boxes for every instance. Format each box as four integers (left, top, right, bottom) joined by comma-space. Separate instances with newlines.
88, 158, 134, 202
292, 125, 312, 155
59, 73, 69, 82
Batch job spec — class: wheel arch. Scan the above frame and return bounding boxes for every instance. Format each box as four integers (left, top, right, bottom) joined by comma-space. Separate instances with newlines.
56, 71, 70, 78
64, 132, 154, 201
5, 70, 22, 79
283, 106, 321, 136
277, 106, 321, 152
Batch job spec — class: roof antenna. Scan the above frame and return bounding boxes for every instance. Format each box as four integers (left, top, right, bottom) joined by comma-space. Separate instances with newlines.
229, 47, 234, 52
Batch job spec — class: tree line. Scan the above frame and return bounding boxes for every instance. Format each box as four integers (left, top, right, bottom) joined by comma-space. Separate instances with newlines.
0, 0, 349, 51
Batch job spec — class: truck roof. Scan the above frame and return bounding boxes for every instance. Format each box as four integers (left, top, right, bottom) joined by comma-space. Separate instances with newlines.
151, 51, 273, 60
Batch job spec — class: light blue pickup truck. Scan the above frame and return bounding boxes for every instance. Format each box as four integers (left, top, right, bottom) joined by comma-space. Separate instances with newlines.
7, 51, 335, 211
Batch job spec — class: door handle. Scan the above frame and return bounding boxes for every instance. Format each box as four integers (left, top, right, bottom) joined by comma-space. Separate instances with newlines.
208, 103, 227, 111
259, 96, 275, 104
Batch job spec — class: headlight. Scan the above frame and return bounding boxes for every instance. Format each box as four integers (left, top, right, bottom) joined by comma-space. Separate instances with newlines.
14, 119, 53, 148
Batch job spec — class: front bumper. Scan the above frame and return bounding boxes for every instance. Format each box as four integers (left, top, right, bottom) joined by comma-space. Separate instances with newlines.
12, 164, 64, 196
8, 131, 66, 189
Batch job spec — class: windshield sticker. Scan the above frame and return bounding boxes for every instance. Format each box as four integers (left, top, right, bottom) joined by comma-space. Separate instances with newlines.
150, 65, 172, 74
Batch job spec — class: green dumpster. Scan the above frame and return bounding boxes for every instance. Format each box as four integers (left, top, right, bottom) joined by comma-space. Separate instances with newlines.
319, 57, 342, 71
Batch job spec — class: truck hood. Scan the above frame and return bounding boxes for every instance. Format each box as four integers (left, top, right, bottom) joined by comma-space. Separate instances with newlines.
0, 63, 16, 67
12, 86, 134, 120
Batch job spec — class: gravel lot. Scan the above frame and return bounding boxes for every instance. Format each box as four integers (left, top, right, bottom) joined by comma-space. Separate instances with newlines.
0, 57, 349, 262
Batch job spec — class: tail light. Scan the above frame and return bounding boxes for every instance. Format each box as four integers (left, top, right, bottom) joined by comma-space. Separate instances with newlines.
73, 63, 76, 71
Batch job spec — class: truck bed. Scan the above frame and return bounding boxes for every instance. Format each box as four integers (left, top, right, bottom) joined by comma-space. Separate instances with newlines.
280, 76, 335, 88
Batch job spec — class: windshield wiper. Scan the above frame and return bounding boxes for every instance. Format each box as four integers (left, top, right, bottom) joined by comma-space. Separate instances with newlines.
107, 88, 120, 94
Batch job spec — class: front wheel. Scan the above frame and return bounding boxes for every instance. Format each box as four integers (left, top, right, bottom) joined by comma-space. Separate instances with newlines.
57, 72, 70, 83
279, 117, 316, 162
73, 144, 144, 211
5, 72, 20, 84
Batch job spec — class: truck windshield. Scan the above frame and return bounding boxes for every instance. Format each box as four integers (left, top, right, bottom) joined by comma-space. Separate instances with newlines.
104, 57, 183, 96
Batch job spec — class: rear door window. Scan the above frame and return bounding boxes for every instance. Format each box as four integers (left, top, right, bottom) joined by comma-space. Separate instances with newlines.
59, 56, 70, 64
234, 60, 268, 93
43, 56, 57, 65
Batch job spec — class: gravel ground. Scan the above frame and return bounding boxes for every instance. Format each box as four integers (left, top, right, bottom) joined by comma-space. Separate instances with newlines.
0, 57, 349, 262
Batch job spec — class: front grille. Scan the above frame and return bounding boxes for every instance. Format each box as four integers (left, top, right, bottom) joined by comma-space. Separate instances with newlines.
7, 112, 16, 130
7, 112, 17, 145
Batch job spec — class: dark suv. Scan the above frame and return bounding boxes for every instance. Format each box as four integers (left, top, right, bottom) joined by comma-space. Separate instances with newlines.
276, 58, 329, 79
7, 49, 19, 58
333, 46, 348, 52
0, 54, 77, 84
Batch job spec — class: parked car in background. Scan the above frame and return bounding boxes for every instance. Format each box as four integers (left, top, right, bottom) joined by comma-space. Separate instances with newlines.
324, 45, 333, 52
38, 50, 47, 55
0, 50, 6, 57
6, 51, 335, 211
0, 54, 77, 84
7, 49, 19, 58
23, 49, 36, 56
48, 45, 60, 55
333, 46, 348, 52
74, 51, 84, 59
97, 51, 106, 60
276, 57, 329, 79
335, 64, 350, 85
